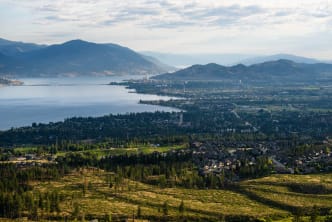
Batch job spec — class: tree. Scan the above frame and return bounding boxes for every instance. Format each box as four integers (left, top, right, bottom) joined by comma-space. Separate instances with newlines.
104, 213, 112, 222
325, 215, 332, 222
310, 205, 319, 222
29, 205, 38, 221
219, 214, 226, 222
50, 191, 60, 213
137, 205, 142, 218
38, 193, 44, 210
159, 175, 167, 188
293, 208, 304, 222
13, 194, 23, 218
179, 200, 185, 215
163, 201, 169, 216
72, 203, 80, 219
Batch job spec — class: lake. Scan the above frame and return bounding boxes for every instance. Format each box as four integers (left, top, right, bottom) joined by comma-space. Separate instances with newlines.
0, 76, 179, 130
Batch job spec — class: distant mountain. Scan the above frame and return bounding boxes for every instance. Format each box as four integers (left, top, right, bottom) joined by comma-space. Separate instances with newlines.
140, 54, 176, 72
238, 54, 329, 65
0, 38, 46, 56
142, 52, 332, 67
0, 39, 169, 77
153, 59, 332, 83
0, 52, 17, 73
141, 52, 253, 67
0, 52, 12, 64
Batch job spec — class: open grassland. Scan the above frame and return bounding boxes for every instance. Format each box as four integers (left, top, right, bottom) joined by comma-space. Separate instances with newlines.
3, 170, 326, 221
240, 174, 332, 209
13, 147, 39, 154
56, 144, 188, 158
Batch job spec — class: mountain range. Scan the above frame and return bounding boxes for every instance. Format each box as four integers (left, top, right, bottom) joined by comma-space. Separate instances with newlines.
1, 37, 331, 80
0, 38, 45, 56
238, 54, 331, 65
142, 52, 332, 67
153, 59, 332, 83
140, 52, 253, 67
0, 38, 171, 77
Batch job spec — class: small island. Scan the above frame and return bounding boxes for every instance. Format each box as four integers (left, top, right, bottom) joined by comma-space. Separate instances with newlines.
0, 77, 23, 86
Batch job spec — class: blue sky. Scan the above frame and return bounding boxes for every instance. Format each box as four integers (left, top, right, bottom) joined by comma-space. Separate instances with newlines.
0, 0, 331, 59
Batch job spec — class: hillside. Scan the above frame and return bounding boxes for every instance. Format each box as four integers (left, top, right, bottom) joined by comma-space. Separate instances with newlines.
0, 52, 15, 69
2, 167, 331, 221
0, 38, 45, 56
140, 52, 331, 67
153, 59, 332, 83
0, 39, 170, 77
238, 53, 328, 65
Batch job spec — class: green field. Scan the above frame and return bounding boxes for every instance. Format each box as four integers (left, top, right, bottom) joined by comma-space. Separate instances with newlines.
56, 144, 188, 158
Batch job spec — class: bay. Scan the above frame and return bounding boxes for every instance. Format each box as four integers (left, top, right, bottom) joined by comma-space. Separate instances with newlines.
0, 76, 178, 130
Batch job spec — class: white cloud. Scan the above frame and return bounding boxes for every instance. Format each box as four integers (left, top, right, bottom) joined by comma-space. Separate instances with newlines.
0, 0, 331, 59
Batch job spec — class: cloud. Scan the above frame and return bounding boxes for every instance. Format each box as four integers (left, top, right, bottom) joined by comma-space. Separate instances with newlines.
44, 15, 79, 22
97, 2, 268, 29
1, 0, 332, 59
3, 0, 332, 30
37, 4, 59, 12
0, 1, 269, 29
188, 4, 266, 27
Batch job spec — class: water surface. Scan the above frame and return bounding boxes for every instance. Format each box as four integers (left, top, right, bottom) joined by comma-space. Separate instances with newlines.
0, 76, 178, 130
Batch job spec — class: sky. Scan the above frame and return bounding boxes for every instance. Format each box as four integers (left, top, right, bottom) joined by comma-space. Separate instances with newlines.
0, 0, 332, 59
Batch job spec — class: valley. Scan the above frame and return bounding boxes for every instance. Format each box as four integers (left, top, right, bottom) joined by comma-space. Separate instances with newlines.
2, 0, 332, 221
1, 68, 332, 221
0, 38, 332, 222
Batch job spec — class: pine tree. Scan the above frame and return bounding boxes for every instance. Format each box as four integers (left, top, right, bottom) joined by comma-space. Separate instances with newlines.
137, 205, 142, 218
104, 213, 112, 222
38, 192, 44, 210
163, 201, 169, 216
72, 203, 80, 219
179, 200, 185, 215
310, 205, 319, 222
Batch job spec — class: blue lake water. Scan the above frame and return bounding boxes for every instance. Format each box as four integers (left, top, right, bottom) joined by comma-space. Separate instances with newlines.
0, 76, 178, 130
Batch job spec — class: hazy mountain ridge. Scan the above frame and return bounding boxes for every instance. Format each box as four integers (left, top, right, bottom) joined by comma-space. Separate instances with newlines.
140, 54, 177, 73
0, 38, 171, 77
153, 59, 332, 82
238, 53, 331, 65
141, 52, 331, 67
0, 38, 46, 56
1, 37, 330, 78
141, 51, 253, 67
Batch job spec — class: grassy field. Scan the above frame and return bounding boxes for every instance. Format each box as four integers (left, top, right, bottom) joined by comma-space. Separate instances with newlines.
4, 170, 327, 222
56, 144, 188, 158
13, 147, 39, 154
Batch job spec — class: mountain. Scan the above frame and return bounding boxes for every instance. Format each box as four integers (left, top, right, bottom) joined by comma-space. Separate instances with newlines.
140, 54, 176, 72
0, 52, 17, 73
153, 59, 332, 83
0, 39, 169, 77
142, 52, 332, 67
0, 38, 46, 56
238, 54, 329, 65
0, 52, 12, 64
141, 52, 253, 67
